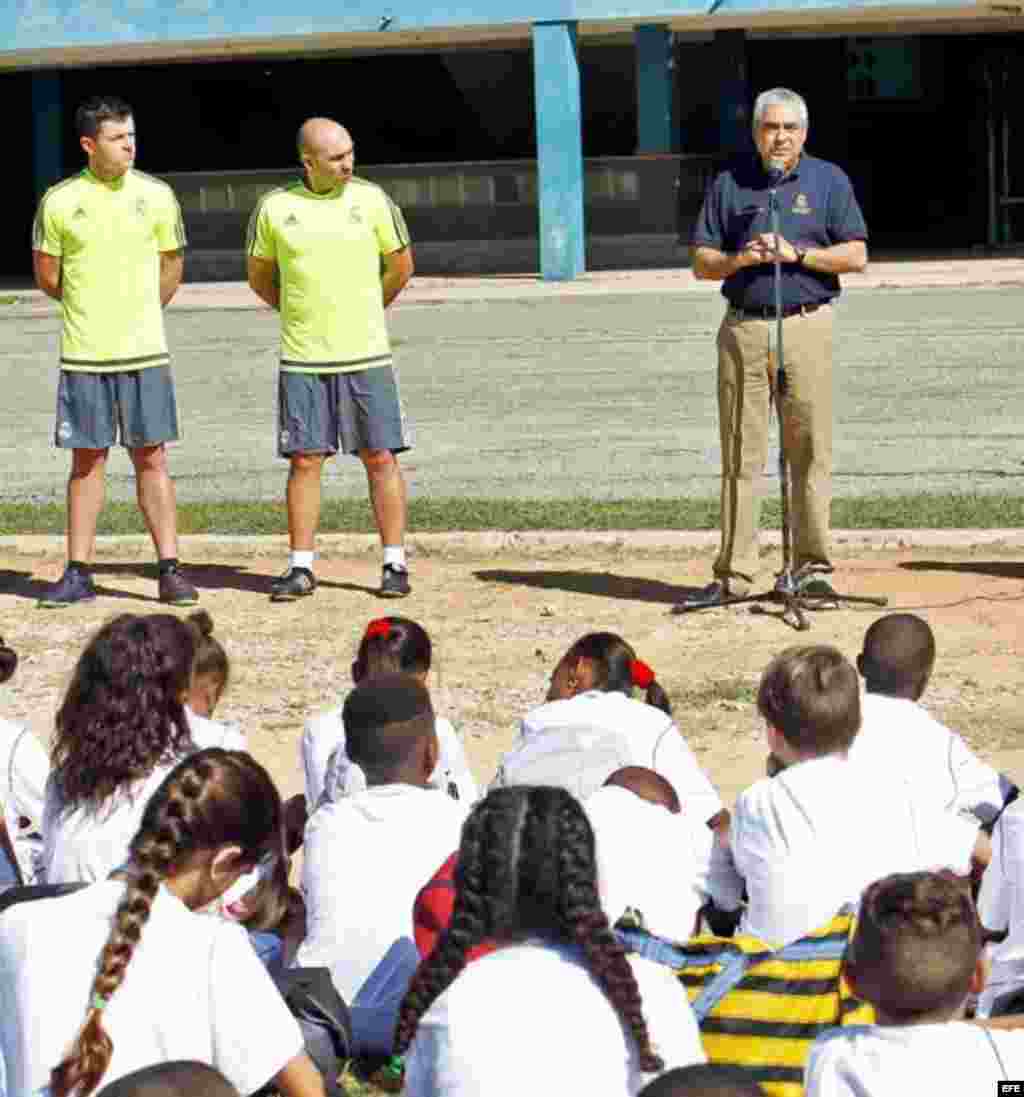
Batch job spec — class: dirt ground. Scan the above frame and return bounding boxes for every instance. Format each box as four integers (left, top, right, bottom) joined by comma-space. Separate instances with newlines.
3, 537, 1023, 808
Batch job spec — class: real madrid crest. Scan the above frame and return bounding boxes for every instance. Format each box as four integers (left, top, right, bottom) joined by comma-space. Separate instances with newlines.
792, 193, 811, 215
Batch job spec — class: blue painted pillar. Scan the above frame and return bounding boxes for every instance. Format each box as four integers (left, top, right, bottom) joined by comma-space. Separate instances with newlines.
31, 71, 64, 199
636, 25, 674, 153
715, 30, 749, 156
531, 21, 585, 282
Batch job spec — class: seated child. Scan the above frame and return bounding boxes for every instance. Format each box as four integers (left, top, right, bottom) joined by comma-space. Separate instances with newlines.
302, 617, 477, 808
848, 613, 1013, 824
805, 871, 1024, 1095
731, 645, 984, 946
494, 632, 724, 829
95, 1060, 239, 1096
396, 785, 706, 1097
297, 675, 468, 1024
183, 611, 246, 752
639, 1064, 764, 1097
0, 639, 49, 890
1, 748, 322, 1097
585, 767, 742, 940
43, 614, 249, 885
977, 796, 1024, 1016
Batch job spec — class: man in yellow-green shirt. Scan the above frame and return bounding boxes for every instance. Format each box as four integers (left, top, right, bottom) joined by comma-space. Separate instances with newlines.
247, 117, 415, 601
32, 95, 197, 608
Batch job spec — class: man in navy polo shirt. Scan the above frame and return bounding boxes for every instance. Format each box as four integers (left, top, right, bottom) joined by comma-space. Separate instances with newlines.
684, 87, 868, 608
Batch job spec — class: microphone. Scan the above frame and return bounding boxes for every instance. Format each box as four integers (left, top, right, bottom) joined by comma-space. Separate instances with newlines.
766, 158, 787, 186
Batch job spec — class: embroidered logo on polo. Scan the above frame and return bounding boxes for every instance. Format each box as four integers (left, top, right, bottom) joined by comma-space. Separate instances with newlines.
72, 206, 87, 220
285, 213, 299, 226
349, 207, 363, 224
792, 193, 812, 215
136, 198, 147, 217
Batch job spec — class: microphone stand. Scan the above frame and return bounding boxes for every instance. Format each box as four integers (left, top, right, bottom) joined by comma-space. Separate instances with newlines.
675, 168, 887, 630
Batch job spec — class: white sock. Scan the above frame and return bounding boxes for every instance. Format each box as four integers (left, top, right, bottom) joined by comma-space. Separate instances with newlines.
383, 546, 406, 571
290, 550, 315, 572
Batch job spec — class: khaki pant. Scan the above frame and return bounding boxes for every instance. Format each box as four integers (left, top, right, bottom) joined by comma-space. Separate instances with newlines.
714, 303, 834, 591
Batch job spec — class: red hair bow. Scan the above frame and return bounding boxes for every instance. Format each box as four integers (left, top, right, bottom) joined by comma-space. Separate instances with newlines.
365, 618, 391, 640
630, 659, 655, 689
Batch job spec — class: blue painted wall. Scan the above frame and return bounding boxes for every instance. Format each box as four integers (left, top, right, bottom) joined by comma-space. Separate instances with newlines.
3, 0, 970, 55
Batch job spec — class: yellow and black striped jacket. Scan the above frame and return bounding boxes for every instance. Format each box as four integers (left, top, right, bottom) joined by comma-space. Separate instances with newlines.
619, 909, 875, 1097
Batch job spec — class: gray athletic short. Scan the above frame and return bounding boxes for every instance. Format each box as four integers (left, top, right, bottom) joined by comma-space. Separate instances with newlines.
55, 365, 180, 450
277, 365, 412, 458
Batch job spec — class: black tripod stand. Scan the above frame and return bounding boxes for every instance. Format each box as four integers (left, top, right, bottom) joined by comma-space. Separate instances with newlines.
675, 171, 887, 631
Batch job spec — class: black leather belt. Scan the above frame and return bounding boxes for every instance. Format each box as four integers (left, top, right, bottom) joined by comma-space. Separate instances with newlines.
729, 302, 826, 320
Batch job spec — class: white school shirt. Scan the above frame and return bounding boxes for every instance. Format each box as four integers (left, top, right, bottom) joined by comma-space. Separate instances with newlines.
584, 785, 742, 940
978, 798, 1024, 1016
732, 754, 980, 947
42, 717, 244, 885
494, 691, 723, 824
0, 718, 49, 887
297, 783, 467, 1002
404, 941, 705, 1097
0, 880, 303, 1097
804, 1023, 1024, 1097
185, 705, 247, 753
302, 705, 478, 808
849, 692, 1009, 823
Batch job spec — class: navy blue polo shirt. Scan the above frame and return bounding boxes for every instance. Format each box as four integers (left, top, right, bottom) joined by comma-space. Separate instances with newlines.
692, 152, 868, 310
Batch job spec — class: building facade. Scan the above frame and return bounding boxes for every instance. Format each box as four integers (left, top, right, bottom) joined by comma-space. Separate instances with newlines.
4, 0, 1024, 279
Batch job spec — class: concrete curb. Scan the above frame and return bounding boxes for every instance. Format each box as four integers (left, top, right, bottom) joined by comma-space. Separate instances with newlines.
3, 529, 1023, 560
5, 258, 1024, 317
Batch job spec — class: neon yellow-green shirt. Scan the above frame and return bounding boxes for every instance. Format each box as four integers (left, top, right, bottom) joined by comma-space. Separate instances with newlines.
247, 176, 410, 373
32, 168, 186, 372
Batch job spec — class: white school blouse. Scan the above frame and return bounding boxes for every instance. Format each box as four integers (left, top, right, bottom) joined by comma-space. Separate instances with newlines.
404, 940, 705, 1097
303, 705, 478, 808
804, 1023, 1024, 1097
849, 692, 1009, 823
732, 754, 980, 947
0, 718, 49, 886
0, 881, 303, 1096
494, 690, 723, 824
584, 785, 742, 940
42, 712, 246, 885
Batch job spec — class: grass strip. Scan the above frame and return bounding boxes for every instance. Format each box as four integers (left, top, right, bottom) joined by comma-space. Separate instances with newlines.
0, 493, 1022, 536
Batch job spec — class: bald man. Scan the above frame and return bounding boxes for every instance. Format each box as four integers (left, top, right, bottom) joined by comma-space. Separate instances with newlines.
247, 118, 415, 601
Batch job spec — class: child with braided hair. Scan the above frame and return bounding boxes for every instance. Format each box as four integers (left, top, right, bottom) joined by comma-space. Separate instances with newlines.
301, 616, 477, 809
494, 632, 725, 829
394, 785, 705, 1097
805, 871, 1024, 1095
43, 613, 250, 885
0, 748, 324, 1097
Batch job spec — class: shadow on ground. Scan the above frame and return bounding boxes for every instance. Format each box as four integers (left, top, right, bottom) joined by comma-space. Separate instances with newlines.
0, 563, 373, 603
474, 568, 702, 605
899, 561, 1024, 580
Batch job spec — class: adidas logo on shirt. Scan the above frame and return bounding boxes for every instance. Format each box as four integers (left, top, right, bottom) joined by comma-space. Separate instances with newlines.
73, 206, 87, 220
285, 213, 299, 226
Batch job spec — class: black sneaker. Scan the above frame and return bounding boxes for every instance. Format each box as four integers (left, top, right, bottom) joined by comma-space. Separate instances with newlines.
270, 566, 316, 602
672, 579, 740, 613
379, 564, 411, 598
37, 567, 97, 609
159, 567, 199, 607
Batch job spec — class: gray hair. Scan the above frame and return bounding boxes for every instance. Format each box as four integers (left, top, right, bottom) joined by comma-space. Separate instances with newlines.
752, 88, 809, 131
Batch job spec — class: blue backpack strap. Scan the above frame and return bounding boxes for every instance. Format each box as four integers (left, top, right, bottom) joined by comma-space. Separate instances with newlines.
617, 928, 767, 1022
616, 927, 691, 968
